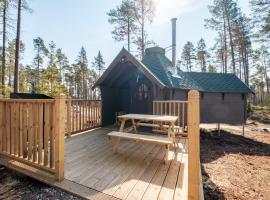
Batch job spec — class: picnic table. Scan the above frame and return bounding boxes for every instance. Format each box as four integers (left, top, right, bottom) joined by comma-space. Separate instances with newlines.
117, 114, 178, 143
107, 114, 178, 163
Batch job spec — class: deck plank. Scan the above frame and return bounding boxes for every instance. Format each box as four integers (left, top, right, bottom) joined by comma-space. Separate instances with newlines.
173, 152, 188, 200
77, 140, 141, 185
157, 141, 184, 200
90, 142, 154, 192
173, 139, 188, 200
103, 145, 162, 196
141, 157, 172, 200
112, 146, 163, 199
62, 128, 188, 200
125, 159, 162, 200
124, 144, 170, 200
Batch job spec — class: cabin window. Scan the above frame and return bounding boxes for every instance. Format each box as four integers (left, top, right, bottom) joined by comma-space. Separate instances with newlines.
137, 82, 149, 100
172, 89, 175, 98
242, 94, 245, 100
201, 92, 204, 100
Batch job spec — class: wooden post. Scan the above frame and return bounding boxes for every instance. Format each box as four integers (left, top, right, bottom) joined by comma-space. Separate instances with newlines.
55, 94, 65, 181
188, 90, 200, 200
66, 97, 71, 138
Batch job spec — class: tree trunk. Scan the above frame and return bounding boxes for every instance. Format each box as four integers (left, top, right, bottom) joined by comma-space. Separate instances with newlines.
127, 18, 130, 52
226, 12, 236, 74
223, 19, 228, 73
263, 53, 270, 94
221, 51, 225, 73
37, 47, 40, 88
239, 49, 243, 80
203, 57, 206, 72
14, 0, 22, 93
242, 48, 246, 82
141, 0, 145, 59
8, 55, 12, 86
2, 1, 7, 95
244, 47, 249, 86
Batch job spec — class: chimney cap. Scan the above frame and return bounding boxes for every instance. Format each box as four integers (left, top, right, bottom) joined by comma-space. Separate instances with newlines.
171, 17, 177, 22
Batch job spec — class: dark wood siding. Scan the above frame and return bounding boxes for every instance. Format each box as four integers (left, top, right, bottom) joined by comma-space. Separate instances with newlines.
200, 93, 246, 124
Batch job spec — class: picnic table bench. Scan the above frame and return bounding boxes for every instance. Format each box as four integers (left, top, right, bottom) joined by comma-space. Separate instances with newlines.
107, 114, 178, 164
108, 131, 173, 163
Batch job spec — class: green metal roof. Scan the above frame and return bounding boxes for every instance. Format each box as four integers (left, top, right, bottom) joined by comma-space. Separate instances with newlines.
142, 47, 253, 94
181, 72, 253, 93
142, 47, 173, 87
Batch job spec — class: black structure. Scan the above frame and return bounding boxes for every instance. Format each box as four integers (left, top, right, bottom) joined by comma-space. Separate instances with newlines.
10, 93, 53, 99
94, 47, 253, 126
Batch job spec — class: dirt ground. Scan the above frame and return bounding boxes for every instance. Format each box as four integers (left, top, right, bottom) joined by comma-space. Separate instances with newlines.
201, 110, 270, 200
0, 168, 82, 200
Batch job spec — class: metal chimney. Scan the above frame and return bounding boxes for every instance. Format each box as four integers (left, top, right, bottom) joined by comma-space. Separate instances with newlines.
171, 18, 177, 67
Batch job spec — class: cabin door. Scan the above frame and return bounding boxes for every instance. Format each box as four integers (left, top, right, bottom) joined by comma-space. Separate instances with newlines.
130, 79, 152, 114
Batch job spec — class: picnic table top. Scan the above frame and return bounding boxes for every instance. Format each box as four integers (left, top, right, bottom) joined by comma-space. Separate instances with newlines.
118, 114, 178, 122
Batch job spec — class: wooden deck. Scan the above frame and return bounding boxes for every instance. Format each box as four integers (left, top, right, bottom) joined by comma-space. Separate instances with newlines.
58, 128, 188, 200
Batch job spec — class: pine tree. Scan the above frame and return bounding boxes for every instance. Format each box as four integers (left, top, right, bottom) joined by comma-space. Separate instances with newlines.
196, 38, 208, 72
92, 51, 105, 77
33, 37, 48, 89
107, 0, 137, 52
13, 0, 31, 92
233, 14, 252, 86
181, 41, 196, 72
250, 0, 270, 42
24, 65, 36, 92
40, 65, 64, 96
6, 39, 25, 91
1, 0, 8, 95
205, 0, 240, 74
75, 47, 89, 99
48, 41, 56, 66
55, 48, 69, 85
253, 46, 270, 95
133, 0, 155, 59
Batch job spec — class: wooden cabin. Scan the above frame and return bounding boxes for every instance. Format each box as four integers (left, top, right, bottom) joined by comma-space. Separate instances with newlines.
94, 47, 253, 126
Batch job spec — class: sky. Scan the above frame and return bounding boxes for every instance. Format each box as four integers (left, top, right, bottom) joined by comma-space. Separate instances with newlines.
20, 0, 251, 67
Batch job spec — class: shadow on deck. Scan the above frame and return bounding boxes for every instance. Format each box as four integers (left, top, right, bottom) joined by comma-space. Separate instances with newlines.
57, 128, 189, 200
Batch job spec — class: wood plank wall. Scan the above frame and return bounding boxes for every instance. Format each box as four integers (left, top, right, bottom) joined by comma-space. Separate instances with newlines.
152, 100, 188, 134
66, 99, 102, 137
0, 95, 66, 181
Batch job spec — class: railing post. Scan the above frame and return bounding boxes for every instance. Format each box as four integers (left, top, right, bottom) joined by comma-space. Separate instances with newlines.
66, 97, 71, 138
0, 95, 3, 153
55, 93, 66, 181
188, 90, 200, 200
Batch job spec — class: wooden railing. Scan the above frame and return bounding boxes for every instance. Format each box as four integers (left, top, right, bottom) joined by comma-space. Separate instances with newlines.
0, 95, 65, 181
153, 91, 202, 200
152, 100, 188, 134
66, 99, 102, 137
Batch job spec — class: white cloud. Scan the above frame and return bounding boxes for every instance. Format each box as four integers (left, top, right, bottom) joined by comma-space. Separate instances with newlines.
152, 0, 200, 24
